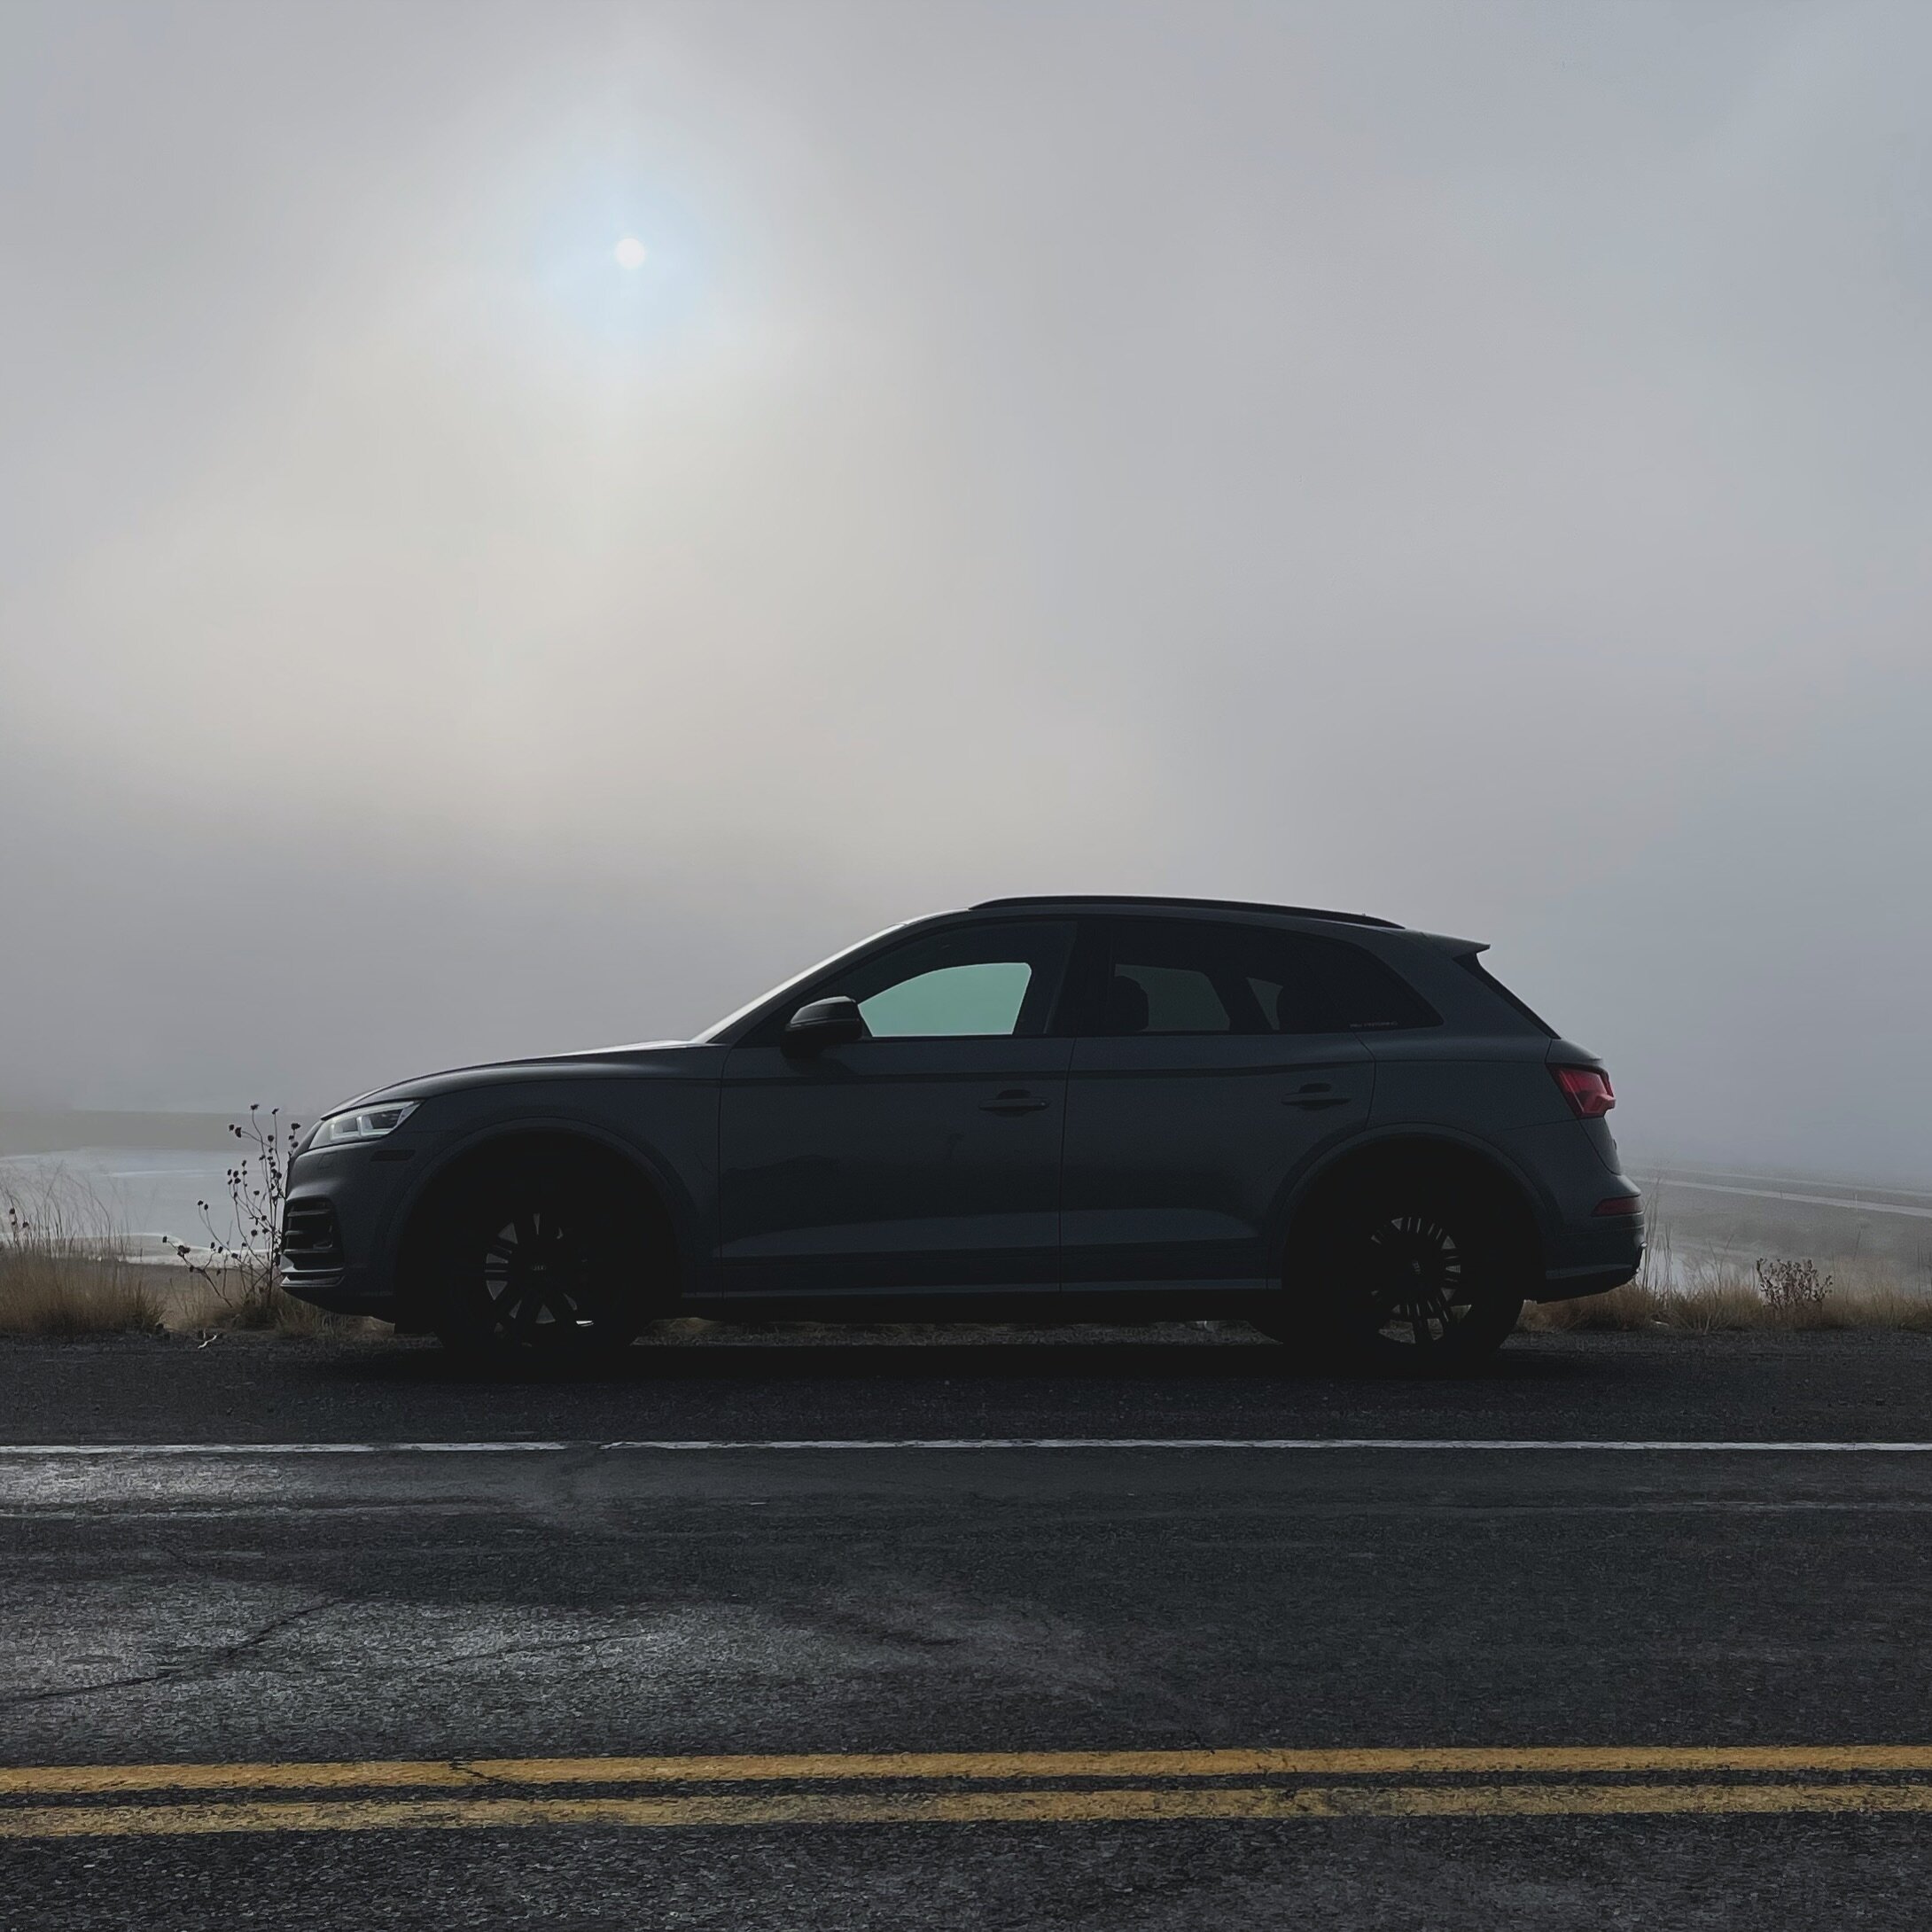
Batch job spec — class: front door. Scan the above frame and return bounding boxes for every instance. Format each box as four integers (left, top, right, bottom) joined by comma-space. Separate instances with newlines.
717, 919, 1076, 1299
1060, 916, 1410, 1291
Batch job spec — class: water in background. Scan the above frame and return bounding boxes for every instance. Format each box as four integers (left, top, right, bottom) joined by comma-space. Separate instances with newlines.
0, 1148, 244, 1258
1624, 1161, 1932, 1292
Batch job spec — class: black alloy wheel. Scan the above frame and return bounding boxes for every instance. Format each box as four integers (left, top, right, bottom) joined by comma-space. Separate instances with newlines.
1356, 1207, 1499, 1350
1273, 1179, 1525, 1370
432, 1166, 642, 1362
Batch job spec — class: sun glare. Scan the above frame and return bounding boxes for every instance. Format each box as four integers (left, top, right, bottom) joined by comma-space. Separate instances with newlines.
613, 236, 647, 270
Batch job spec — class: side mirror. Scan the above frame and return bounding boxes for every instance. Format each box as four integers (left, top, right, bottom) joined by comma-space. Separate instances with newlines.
781, 995, 869, 1057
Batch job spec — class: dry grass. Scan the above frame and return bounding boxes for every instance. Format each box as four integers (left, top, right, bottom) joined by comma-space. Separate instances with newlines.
157, 1260, 363, 1336
0, 1172, 165, 1336
1523, 1258, 1932, 1334
0, 1165, 379, 1339
0, 1249, 380, 1340
0, 1245, 166, 1338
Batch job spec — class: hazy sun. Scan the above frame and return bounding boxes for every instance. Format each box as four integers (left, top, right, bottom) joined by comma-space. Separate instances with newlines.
613, 236, 647, 270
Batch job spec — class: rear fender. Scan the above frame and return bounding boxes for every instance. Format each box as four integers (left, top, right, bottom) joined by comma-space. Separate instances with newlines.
1264, 1126, 1553, 1285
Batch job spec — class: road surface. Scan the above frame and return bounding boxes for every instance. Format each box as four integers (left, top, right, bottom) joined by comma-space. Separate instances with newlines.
4, 1329, 1932, 1928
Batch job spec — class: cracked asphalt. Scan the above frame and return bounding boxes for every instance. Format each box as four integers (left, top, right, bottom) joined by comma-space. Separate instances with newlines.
5, 1328, 1932, 1928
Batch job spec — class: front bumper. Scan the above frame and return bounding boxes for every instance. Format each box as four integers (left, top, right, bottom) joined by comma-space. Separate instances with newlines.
277, 1139, 425, 1319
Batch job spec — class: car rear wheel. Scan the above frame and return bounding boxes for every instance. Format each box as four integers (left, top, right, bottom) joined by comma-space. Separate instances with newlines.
430, 1162, 645, 1363
1266, 1175, 1526, 1371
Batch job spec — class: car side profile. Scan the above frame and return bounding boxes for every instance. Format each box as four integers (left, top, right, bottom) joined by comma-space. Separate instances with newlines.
281, 896, 1643, 1366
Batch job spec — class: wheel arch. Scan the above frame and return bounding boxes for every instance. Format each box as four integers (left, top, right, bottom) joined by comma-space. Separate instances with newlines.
386, 1119, 692, 1328
1273, 1129, 1548, 1287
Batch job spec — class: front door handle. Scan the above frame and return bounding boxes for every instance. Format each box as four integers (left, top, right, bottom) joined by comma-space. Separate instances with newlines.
981, 1089, 1050, 1115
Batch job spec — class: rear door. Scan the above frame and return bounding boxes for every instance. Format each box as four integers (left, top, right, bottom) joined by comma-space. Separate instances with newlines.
716, 919, 1076, 1299
1060, 916, 1421, 1291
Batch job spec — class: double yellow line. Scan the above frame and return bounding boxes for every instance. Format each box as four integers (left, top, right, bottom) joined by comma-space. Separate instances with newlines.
5, 1747, 1932, 1838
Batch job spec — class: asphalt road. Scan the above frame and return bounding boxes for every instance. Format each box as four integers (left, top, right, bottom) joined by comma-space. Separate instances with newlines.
6, 1328, 1932, 1928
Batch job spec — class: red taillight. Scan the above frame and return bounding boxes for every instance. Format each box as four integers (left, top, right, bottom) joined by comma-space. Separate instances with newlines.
1593, 1195, 1643, 1217
1552, 1063, 1616, 1119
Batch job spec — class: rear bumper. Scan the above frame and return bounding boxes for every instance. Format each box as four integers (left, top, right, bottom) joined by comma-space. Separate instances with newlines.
1484, 1117, 1644, 1302
1536, 1258, 1641, 1303
1535, 1214, 1644, 1302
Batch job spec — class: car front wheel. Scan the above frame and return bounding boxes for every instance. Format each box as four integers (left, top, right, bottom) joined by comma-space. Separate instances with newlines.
429, 1162, 644, 1363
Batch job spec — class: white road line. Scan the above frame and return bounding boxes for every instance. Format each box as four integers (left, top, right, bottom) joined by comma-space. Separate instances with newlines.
1644, 1179, 1932, 1219
6, 1438, 1932, 1456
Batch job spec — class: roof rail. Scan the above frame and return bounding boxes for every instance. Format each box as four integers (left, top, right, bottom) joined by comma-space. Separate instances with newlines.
971, 894, 1402, 929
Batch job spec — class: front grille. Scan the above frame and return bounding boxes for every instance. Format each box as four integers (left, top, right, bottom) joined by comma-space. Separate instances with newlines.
280, 1198, 346, 1274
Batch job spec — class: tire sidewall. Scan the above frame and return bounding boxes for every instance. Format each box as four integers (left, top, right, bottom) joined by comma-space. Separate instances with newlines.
430, 1159, 643, 1362
1282, 1171, 1526, 1371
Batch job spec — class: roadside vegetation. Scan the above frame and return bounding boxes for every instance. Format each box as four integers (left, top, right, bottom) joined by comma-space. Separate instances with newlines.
0, 1206, 376, 1337
165, 1105, 368, 1335
0, 1112, 378, 1338
1520, 1245, 1932, 1334
0, 1176, 163, 1337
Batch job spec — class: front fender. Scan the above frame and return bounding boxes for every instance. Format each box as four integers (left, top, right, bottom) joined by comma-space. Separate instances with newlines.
372, 1098, 717, 1303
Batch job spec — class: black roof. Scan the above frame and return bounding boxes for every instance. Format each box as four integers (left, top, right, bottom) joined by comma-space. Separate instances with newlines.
971, 894, 1402, 930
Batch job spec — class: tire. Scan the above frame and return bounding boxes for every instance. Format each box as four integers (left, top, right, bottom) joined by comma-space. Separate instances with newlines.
429, 1159, 646, 1364
1267, 1172, 1526, 1372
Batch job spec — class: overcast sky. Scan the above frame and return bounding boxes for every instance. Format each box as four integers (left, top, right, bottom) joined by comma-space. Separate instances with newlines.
3, 0, 1929, 1176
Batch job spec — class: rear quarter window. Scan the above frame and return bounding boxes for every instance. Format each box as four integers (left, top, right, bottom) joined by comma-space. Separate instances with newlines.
1453, 954, 1556, 1036
1290, 936, 1441, 1032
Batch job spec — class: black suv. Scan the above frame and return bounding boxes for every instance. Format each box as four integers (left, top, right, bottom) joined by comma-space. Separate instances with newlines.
282, 896, 1641, 1365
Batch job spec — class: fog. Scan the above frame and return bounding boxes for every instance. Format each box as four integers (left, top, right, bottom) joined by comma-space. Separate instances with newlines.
4, 1, 1930, 1176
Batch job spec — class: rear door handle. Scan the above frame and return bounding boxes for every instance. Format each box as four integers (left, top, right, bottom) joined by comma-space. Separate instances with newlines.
981, 1090, 1050, 1115
1284, 1081, 1350, 1110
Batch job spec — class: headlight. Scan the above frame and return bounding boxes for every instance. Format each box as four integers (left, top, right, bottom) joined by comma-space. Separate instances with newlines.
310, 1102, 418, 1147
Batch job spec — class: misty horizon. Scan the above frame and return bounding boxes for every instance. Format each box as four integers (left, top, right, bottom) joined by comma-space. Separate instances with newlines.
5, 1, 1930, 1179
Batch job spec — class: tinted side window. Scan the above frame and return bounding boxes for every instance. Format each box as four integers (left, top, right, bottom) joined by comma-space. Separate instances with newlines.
861, 962, 1033, 1038
1455, 953, 1555, 1036
768, 921, 1076, 1041
1110, 962, 1231, 1033
1285, 935, 1440, 1032
1090, 919, 1438, 1036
